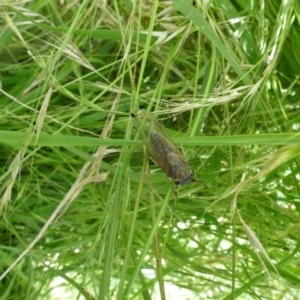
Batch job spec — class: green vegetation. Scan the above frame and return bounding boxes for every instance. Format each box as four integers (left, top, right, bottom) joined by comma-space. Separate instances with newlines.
1, 0, 300, 299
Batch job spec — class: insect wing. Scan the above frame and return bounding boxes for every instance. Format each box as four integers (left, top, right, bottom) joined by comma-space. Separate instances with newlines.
150, 131, 193, 184
132, 110, 181, 159
132, 110, 192, 180
131, 110, 160, 157
149, 131, 174, 171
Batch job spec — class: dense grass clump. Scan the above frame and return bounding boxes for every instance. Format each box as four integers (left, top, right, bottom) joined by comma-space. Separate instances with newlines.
1, 1, 300, 299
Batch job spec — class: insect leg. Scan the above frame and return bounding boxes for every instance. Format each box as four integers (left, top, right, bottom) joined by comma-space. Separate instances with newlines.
172, 179, 181, 210
192, 178, 208, 189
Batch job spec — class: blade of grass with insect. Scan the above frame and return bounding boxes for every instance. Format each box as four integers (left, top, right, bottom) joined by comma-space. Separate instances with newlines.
131, 109, 207, 207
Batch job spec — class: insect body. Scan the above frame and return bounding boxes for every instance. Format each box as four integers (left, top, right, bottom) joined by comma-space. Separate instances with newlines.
149, 131, 194, 185
131, 110, 206, 192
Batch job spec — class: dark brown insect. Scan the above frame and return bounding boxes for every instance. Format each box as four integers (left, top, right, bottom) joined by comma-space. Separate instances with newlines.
131, 110, 206, 195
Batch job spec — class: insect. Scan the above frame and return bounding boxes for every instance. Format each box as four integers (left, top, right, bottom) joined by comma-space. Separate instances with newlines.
131, 109, 206, 197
